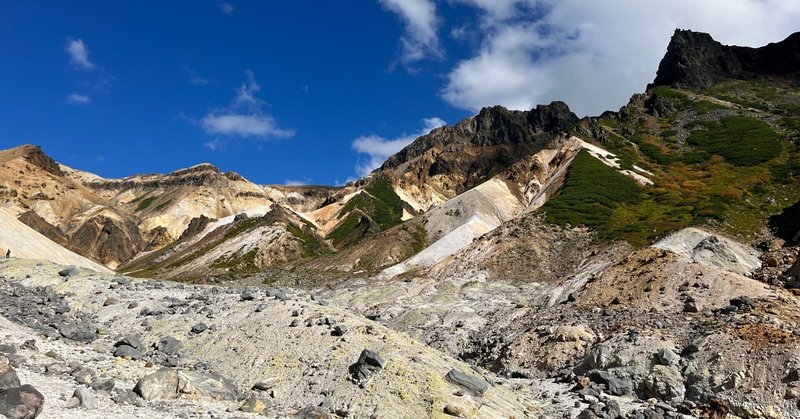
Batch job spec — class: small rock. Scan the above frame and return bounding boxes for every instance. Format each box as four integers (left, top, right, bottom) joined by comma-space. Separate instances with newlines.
443, 404, 466, 417
239, 396, 272, 414
191, 323, 208, 334
113, 345, 142, 360
332, 325, 348, 336
58, 266, 79, 277
252, 377, 281, 391
656, 348, 680, 366
72, 387, 96, 409
445, 369, 489, 396
155, 337, 181, 355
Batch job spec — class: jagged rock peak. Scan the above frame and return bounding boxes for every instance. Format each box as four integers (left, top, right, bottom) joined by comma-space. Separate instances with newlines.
381, 102, 578, 171
12, 144, 64, 176
651, 28, 800, 89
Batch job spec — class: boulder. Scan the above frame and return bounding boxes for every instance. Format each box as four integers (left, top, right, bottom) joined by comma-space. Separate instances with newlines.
133, 368, 238, 401
58, 266, 79, 277
190, 323, 208, 334
294, 406, 332, 419
0, 384, 44, 419
656, 348, 680, 366
349, 349, 385, 383
239, 396, 272, 414
252, 377, 281, 391
585, 345, 613, 370
644, 365, 686, 400
0, 365, 20, 391
114, 335, 144, 351
72, 387, 96, 409
155, 337, 181, 355
113, 345, 142, 360
445, 369, 489, 396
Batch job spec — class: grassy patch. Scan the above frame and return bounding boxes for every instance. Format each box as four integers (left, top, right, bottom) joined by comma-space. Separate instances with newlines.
542, 150, 644, 238
136, 196, 156, 212
210, 248, 260, 273
153, 199, 173, 212
327, 213, 367, 248
688, 116, 782, 166
692, 100, 725, 114
286, 222, 330, 257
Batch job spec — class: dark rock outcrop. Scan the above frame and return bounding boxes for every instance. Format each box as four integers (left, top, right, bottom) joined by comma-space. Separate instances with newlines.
178, 215, 213, 241
70, 216, 142, 266
17, 212, 69, 247
18, 145, 64, 177
651, 29, 800, 89
378, 102, 579, 195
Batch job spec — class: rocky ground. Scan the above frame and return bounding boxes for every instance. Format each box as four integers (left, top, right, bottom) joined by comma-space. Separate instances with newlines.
0, 258, 592, 419
322, 227, 800, 419
1, 226, 800, 418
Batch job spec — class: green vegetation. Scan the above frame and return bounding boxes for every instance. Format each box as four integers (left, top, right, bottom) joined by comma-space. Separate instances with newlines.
328, 177, 404, 249
362, 177, 404, 229
153, 199, 173, 212
650, 86, 689, 101
549, 79, 800, 244
692, 100, 725, 114
688, 116, 782, 166
543, 150, 644, 237
286, 222, 330, 257
136, 196, 156, 211
210, 249, 260, 274
327, 213, 366, 249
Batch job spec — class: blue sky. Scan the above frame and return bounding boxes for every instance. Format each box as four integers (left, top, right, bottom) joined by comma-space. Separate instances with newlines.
1, 1, 798, 185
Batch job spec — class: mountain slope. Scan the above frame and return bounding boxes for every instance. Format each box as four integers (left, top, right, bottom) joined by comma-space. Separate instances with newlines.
0, 208, 112, 273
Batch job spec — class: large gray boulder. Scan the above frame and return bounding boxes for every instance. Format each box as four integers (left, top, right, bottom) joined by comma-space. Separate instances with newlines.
0, 384, 45, 419
133, 368, 238, 401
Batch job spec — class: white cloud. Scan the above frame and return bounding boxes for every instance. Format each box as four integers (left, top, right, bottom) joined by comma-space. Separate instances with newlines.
220, 2, 235, 15
379, 0, 443, 66
66, 93, 90, 105
66, 38, 94, 70
199, 71, 294, 141
202, 114, 294, 138
353, 117, 446, 177
442, 0, 800, 116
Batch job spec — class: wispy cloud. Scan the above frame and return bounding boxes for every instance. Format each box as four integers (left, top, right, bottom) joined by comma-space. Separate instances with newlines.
199, 70, 295, 143
203, 138, 225, 151
220, 2, 235, 15
66, 93, 91, 105
183, 65, 211, 85
378, 0, 443, 68
353, 117, 445, 177
66, 38, 94, 70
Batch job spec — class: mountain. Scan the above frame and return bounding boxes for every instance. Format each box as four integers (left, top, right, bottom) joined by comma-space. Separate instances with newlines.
2, 29, 800, 419
651, 29, 800, 89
